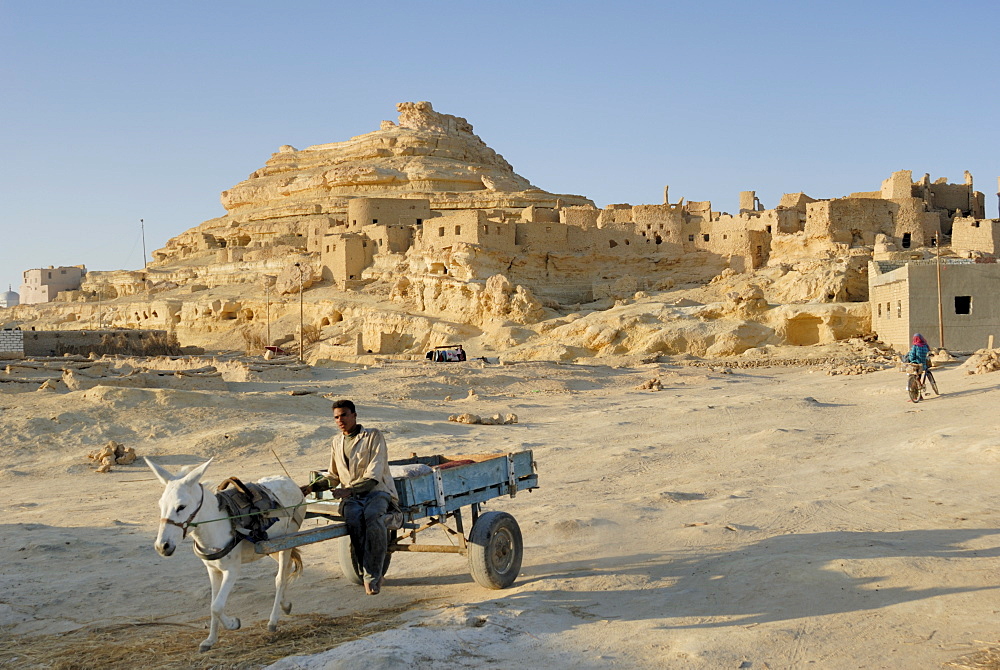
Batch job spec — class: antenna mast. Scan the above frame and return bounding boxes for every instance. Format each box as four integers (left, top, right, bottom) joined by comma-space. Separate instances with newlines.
140, 219, 147, 269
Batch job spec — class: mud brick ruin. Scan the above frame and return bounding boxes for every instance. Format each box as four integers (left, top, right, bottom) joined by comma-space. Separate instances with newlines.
5, 102, 999, 360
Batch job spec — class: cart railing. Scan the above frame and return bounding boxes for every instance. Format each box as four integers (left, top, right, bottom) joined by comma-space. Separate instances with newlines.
254, 451, 537, 556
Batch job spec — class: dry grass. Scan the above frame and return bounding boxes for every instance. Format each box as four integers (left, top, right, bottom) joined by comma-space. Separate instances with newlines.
947, 647, 1000, 669
239, 324, 270, 355
0, 604, 416, 670
59, 332, 182, 358
300, 324, 322, 346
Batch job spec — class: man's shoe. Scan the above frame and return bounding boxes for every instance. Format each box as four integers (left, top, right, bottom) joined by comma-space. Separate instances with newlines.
365, 576, 384, 596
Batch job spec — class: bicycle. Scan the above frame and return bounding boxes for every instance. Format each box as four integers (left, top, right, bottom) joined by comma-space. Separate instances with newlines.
905, 362, 938, 402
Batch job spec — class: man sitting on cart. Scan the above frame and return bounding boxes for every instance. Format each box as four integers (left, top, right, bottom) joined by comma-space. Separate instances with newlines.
300, 399, 398, 595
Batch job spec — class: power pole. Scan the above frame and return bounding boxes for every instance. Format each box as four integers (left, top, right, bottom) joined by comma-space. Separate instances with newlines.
294, 263, 304, 363
935, 231, 944, 351
265, 279, 271, 350
140, 219, 147, 269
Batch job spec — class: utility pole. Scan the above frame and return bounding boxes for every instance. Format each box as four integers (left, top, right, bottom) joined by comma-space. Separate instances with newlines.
265, 278, 271, 351
935, 231, 944, 351
140, 219, 147, 269
294, 263, 304, 363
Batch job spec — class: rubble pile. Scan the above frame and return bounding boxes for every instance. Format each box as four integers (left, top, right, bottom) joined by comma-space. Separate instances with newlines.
823, 362, 883, 375
448, 412, 518, 425
87, 441, 137, 473
962, 349, 1000, 375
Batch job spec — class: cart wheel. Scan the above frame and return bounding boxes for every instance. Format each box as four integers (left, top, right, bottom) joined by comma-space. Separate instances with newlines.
468, 511, 523, 589
337, 533, 394, 585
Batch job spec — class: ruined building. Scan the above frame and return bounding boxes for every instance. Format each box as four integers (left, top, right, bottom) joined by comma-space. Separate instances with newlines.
9, 101, 999, 361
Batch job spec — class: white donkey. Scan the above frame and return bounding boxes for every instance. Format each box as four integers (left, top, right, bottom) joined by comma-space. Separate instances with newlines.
147, 458, 306, 652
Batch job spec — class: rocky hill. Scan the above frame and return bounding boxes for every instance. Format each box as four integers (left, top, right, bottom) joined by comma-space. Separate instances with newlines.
14, 101, 983, 365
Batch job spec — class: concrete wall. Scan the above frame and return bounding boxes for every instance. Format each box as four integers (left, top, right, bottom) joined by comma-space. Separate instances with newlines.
0, 329, 24, 359
869, 262, 912, 352
907, 262, 1000, 352
870, 260, 1000, 352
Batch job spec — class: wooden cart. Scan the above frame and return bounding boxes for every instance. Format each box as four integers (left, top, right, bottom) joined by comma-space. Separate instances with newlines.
255, 451, 538, 589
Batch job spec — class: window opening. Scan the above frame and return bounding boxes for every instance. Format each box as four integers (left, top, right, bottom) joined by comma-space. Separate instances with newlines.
955, 296, 972, 314
901, 233, 911, 248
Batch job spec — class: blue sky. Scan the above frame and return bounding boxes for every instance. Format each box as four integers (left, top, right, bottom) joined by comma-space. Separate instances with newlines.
2, 1, 998, 295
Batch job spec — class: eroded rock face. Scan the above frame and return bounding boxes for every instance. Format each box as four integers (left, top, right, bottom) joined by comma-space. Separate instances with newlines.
496, 295, 870, 362
12, 102, 918, 364
217, 102, 587, 227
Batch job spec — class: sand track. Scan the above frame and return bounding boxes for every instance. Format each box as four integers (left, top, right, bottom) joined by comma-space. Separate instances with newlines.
2, 359, 1000, 668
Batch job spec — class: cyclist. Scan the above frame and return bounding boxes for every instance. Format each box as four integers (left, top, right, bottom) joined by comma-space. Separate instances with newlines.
905, 333, 930, 372
904, 333, 937, 398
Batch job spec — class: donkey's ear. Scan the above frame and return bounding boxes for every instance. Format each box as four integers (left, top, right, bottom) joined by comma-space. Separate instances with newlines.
180, 458, 214, 486
145, 458, 174, 486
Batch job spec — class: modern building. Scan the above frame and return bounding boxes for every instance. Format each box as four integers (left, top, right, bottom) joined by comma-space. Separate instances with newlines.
869, 259, 1000, 352
19, 265, 86, 304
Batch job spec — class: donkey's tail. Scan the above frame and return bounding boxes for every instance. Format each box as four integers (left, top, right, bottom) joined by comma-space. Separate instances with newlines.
289, 547, 304, 580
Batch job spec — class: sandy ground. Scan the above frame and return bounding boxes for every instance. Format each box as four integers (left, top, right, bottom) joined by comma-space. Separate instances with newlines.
2, 357, 1000, 668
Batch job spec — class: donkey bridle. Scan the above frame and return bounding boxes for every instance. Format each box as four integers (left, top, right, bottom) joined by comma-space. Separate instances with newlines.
160, 485, 205, 539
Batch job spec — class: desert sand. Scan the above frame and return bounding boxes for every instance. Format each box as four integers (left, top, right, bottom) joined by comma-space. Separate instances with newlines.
2, 353, 999, 669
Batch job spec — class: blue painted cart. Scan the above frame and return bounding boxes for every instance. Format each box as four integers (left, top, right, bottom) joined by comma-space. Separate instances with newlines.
255, 451, 538, 589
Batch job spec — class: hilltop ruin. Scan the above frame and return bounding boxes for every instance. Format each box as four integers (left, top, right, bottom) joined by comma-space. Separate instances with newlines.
4, 102, 997, 362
